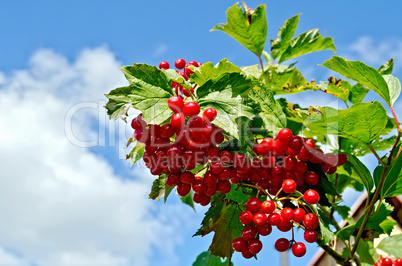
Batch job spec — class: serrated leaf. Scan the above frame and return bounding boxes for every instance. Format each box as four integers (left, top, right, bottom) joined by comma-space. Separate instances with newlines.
194, 194, 243, 259
355, 200, 393, 234
336, 224, 355, 241
340, 136, 397, 157
356, 240, 377, 265
249, 85, 287, 134
383, 74, 401, 106
241, 65, 261, 79
379, 218, 397, 236
196, 72, 260, 138
192, 251, 231, 266
279, 29, 336, 63
321, 56, 391, 105
318, 210, 335, 245
378, 58, 394, 75
375, 147, 402, 198
303, 101, 388, 145
330, 203, 350, 220
262, 66, 312, 95
377, 235, 402, 258
348, 83, 369, 104
271, 14, 300, 60
347, 154, 374, 193
181, 190, 196, 211
191, 59, 241, 87
318, 79, 351, 106
105, 64, 174, 124
149, 174, 174, 203
126, 142, 145, 165
212, 3, 267, 56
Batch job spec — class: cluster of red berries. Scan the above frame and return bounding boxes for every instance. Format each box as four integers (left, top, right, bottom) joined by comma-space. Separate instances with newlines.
130, 59, 349, 261
375, 257, 402, 266
232, 180, 320, 259
159, 58, 201, 97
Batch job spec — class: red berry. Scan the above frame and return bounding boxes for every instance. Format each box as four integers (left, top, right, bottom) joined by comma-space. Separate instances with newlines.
261, 200, 276, 214
203, 171, 217, 186
337, 153, 348, 166
220, 151, 232, 163
305, 171, 320, 186
177, 182, 191, 196
281, 208, 294, 222
304, 229, 318, 243
293, 208, 306, 223
166, 174, 180, 187
131, 114, 146, 130
304, 138, 316, 149
242, 225, 257, 242
192, 180, 206, 194
168, 96, 184, 113
375, 262, 383, 266
275, 238, 290, 252
241, 250, 254, 259
282, 179, 297, 194
185, 67, 194, 78
304, 189, 320, 205
175, 58, 186, 69
170, 113, 186, 129
297, 147, 310, 162
267, 212, 281, 226
232, 237, 248, 252
303, 213, 319, 229
187, 60, 199, 67
217, 180, 231, 194
257, 221, 272, 236
292, 242, 306, 257
239, 211, 253, 225
203, 108, 217, 122
183, 86, 194, 97
394, 258, 402, 266
289, 136, 303, 150
277, 219, 293, 232
248, 239, 263, 254
382, 258, 393, 266
253, 212, 267, 225
277, 128, 293, 143
159, 124, 175, 138
245, 197, 262, 213
183, 102, 200, 117
159, 61, 169, 69
180, 171, 195, 184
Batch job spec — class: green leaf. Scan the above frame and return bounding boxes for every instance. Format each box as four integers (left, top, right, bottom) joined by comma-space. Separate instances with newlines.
181, 190, 196, 211
241, 65, 261, 79
330, 203, 350, 220
190, 59, 241, 87
262, 50, 272, 65
261, 66, 311, 95
279, 29, 336, 63
356, 240, 377, 265
378, 58, 394, 75
355, 200, 393, 234
348, 83, 369, 104
378, 147, 402, 198
211, 3, 267, 56
303, 101, 388, 145
196, 73, 260, 138
126, 142, 145, 165
383, 74, 401, 106
320, 56, 391, 105
105, 64, 174, 124
318, 78, 351, 105
194, 194, 243, 259
347, 154, 374, 193
271, 14, 300, 60
379, 218, 397, 236
148, 174, 174, 203
377, 235, 402, 258
192, 251, 231, 266
340, 136, 397, 157
249, 85, 287, 134
318, 211, 335, 245
336, 224, 355, 241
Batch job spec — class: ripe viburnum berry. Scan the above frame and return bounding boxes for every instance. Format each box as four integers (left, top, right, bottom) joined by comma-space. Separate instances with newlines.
245, 197, 262, 213
292, 242, 306, 257
203, 108, 217, 122
183, 102, 200, 117
275, 238, 290, 252
304, 189, 320, 204
303, 213, 319, 229
282, 179, 297, 194
175, 58, 186, 69
159, 61, 169, 69
168, 96, 184, 113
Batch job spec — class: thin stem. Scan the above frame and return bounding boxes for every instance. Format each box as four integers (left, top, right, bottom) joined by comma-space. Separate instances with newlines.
240, 182, 272, 199
258, 55, 264, 72
390, 105, 400, 132
274, 187, 283, 199
292, 220, 306, 230
367, 144, 386, 166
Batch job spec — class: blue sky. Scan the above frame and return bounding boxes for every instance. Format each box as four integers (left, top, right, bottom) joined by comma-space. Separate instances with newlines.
0, 1, 401, 266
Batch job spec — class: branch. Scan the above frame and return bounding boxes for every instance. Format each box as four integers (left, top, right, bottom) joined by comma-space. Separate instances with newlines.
320, 244, 352, 266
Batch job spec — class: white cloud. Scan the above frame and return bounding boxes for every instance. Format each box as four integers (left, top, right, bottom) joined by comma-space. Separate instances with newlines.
0, 47, 193, 266
345, 36, 402, 70
153, 44, 168, 57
